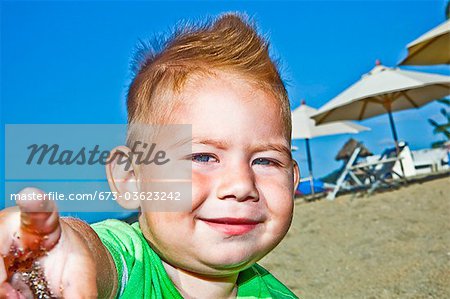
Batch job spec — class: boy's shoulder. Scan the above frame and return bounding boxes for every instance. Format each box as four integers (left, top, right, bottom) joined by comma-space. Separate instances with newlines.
92, 219, 182, 298
92, 219, 298, 299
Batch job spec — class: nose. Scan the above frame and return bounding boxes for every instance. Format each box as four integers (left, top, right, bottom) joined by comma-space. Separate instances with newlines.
215, 163, 259, 202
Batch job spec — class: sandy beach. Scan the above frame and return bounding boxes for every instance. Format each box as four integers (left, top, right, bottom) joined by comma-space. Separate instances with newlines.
260, 175, 450, 298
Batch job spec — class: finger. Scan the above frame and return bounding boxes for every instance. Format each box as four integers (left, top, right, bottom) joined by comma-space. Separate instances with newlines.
16, 188, 61, 252
0, 257, 6, 283
0, 207, 21, 281
0, 206, 20, 256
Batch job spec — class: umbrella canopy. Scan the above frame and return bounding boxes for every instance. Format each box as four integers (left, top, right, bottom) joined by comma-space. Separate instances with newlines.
312, 63, 450, 127
292, 103, 370, 139
400, 19, 450, 65
311, 62, 450, 177
291, 102, 369, 194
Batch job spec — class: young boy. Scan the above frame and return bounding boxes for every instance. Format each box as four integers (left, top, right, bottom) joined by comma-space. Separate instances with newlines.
0, 14, 300, 298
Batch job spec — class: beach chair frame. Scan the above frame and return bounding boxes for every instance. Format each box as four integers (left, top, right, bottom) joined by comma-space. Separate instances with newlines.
327, 147, 404, 200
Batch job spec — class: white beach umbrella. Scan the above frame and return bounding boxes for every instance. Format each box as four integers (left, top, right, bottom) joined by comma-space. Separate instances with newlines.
292, 102, 369, 193
400, 19, 450, 65
311, 62, 450, 147
292, 103, 369, 139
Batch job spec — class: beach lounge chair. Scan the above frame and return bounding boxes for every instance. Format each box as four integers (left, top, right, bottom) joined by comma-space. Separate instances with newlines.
327, 146, 405, 200
354, 151, 403, 195
365, 142, 416, 179
327, 147, 363, 200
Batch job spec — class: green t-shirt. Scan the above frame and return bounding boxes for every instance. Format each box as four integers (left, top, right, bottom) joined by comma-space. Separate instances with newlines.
92, 219, 298, 299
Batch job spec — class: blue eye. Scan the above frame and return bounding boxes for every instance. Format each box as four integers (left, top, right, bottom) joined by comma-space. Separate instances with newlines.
192, 154, 218, 163
252, 158, 273, 166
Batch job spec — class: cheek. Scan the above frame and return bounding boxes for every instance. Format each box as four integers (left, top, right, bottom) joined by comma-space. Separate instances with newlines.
191, 171, 213, 210
257, 173, 294, 222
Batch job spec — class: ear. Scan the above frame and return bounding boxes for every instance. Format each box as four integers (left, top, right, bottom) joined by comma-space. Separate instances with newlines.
292, 160, 300, 197
106, 146, 140, 210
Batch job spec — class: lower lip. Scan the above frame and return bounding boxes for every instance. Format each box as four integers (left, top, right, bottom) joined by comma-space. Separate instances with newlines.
201, 220, 259, 235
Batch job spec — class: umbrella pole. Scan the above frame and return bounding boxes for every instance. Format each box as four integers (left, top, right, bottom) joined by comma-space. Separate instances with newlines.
387, 110, 399, 144
305, 138, 315, 194
387, 110, 406, 180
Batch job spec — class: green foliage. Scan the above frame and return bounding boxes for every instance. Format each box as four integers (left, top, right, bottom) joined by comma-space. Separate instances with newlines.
447, 0, 450, 19
428, 98, 450, 147
431, 140, 446, 148
437, 98, 450, 106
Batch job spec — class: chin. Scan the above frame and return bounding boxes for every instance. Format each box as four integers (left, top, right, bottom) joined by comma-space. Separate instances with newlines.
200, 243, 269, 270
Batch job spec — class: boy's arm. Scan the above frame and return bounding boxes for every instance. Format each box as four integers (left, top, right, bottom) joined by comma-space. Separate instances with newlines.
0, 188, 118, 298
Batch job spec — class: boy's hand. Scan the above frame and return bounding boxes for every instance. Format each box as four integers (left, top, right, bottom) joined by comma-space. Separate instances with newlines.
0, 188, 99, 298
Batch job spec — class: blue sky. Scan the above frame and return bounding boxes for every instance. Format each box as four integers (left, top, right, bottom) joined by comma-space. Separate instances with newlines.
1, 1, 449, 212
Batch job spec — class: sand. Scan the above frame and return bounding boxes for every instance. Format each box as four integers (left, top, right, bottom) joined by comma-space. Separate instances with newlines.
259, 176, 450, 298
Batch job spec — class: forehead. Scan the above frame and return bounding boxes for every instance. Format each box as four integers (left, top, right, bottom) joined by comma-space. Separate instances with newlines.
172, 71, 289, 145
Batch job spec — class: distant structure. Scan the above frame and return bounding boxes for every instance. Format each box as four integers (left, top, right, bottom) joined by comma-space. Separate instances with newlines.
335, 138, 372, 161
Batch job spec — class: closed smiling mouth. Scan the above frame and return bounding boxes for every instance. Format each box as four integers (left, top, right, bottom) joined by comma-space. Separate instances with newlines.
198, 217, 263, 235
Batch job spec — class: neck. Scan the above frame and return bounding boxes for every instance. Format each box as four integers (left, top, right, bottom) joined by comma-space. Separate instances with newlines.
162, 260, 239, 299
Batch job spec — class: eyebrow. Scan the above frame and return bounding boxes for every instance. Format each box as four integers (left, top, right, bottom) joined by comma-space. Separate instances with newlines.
253, 143, 292, 159
192, 138, 292, 159
192, 138, 229, 150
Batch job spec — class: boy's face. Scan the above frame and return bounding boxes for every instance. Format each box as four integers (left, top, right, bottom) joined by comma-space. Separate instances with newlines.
138, 71, 299, 276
